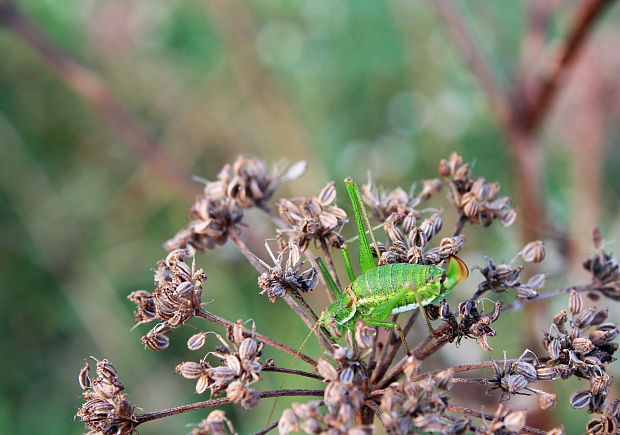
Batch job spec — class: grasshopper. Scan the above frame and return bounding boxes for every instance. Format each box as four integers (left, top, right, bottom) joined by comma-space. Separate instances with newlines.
315, 177, 469, 353
267, 177, 469, 423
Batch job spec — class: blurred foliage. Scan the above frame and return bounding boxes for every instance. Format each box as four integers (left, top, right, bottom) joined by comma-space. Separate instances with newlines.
1, 0, 619, 434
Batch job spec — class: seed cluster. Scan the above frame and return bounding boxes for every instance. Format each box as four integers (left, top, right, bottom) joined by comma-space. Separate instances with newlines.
75, 358, 137, 435
166, 157, 307, 251
439, 153, 516, 227
280, 346, 368, 434
75, 154, 620, 435
128, 248, 206, 350
177, 331, 263, 409
257, 240, 318, 302
546, 291, 618, 413
439, 299, 502, 351
278, 182, 348, 251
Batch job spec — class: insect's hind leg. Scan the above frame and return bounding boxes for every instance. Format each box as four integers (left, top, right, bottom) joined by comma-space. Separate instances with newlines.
365, 319, 410, 355
366, 286, 411, 354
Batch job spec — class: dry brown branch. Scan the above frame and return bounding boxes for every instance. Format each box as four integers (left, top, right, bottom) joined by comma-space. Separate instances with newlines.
0, 0, 197, 198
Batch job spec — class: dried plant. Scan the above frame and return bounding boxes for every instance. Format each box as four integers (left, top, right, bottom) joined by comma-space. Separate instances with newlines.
75, 154, 620, 435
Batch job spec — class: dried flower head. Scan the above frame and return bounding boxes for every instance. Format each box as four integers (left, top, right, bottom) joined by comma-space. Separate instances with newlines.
278, 182, 347, 251
75, 358, 137, 435
129, 249, 206, 347
192, 410, 236, 435
257, 240, 317, 302
439, 153, 516, 228
583, 228, 620, 301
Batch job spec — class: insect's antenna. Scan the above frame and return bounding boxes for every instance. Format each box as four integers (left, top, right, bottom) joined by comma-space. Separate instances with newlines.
266, 320, 321, 425
247, 249, 272, 270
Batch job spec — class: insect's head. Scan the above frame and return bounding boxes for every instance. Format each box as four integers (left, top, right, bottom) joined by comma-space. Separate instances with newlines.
442, 255, 469, 290
318, 288, 357, 337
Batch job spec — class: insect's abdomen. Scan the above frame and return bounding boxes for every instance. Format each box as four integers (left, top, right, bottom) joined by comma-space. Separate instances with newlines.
351, 263, 433, 298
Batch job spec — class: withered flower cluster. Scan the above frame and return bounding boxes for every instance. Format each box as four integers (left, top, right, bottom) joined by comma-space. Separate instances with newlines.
545, 291, 618, 413
584, 227, 620, 301
191, 410, 236, 435
177, 330, 263, 409
128, 248, 206, 349
166, 156, 307, 251
377, 357, 469, 434
280, 346, 367, 434
278, 181, 347, 251
257, 240, 318, 302
75, 358, 137, 435
76, 154, 620, 435
439, 152, 516, 227
476, 240, 547, 301
438, 299, 502, 352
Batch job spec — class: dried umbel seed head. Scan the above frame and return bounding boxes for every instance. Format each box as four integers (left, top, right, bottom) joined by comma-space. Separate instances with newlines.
226, 381, 259, 409
75, 358, 137, 435
520, 240, 546, 263
193, 410, 236, 435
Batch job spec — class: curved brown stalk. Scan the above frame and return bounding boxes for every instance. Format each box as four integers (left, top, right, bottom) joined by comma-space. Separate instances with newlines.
136, 389, 324, 424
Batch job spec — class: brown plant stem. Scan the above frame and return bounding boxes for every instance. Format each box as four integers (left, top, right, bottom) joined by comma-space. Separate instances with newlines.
523, 0, 617, 132
446, 406, 546, 435
195, 308, 316, 367
501, 283, 592, 313
253, 420, 279, 435
262, 366, 323, 381
370, 311, 419, 385
135, 389, 324, 424
0, 0, 197, 199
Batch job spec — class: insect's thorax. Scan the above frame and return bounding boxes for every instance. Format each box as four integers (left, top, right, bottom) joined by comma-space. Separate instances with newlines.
351, 263, 445, 311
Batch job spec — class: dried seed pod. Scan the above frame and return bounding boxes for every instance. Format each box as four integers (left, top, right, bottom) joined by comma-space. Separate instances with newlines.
141, 332, 170, 351
402, 212, 417, 233
573, 337, 594, 354
316, 358, 338, 382
590, 374, 611, 395
538, 391, 557, 410
176, 362, 205, 379
527, 273, 547, 290
187, 332, 207, 351
514, 361, 537, 379
434, 368, 454, 390
536, 367, 558, 381
461, 192, 480, 218
569, 290, 583, 315
516, 286, 538, 300
354, 323, 376, 349
553, 310, 568, 328
78, 361, 91, 390
574, 307, 597, 329
403, 356, 421, 379
570, 390, 592, 409
501, 374, 528, 394
503, 410, 526, 432
520, 240, 545, 263
239, 338, 259, 360
278, 409, 299, 434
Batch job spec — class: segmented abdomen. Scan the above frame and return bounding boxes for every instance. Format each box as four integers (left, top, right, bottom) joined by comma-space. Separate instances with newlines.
351, 263, 433, 298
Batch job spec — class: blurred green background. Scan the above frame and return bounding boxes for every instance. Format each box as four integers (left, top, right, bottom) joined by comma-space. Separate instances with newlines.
1, 0, 620, 433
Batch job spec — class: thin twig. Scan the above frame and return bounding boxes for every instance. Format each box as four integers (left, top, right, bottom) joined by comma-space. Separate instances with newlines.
253, 420, 279, 435
0, 0, 197, 198
446, 405, 547, 435
195, 308, 316, 367
135, 389, 324, 424
501, 284, 592, 312
262, 366, 323, 381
